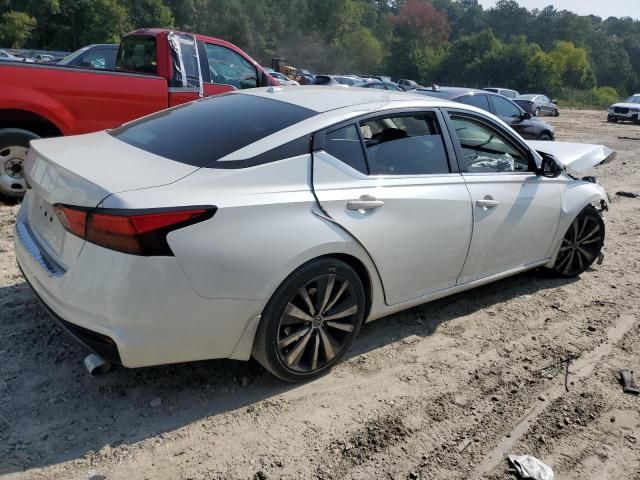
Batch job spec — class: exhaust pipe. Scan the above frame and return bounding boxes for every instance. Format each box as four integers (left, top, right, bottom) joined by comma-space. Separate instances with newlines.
84, 354, 111, 375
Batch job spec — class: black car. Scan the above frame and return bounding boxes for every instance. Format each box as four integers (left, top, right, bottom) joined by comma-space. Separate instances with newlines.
514, 94, 559, 117
415, 86, 555, 140
353, 81, 404, 91
56, 44, 118, 70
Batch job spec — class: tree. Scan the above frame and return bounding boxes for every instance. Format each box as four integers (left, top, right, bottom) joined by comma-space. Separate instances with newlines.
0, 10, 36, 47
124, 0, 174, 29
548, 41, 596, 90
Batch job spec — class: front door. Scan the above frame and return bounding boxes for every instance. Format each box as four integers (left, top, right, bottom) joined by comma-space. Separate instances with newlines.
445, 111, 562, 284
489, 94, 534, 139
312, 111, 473, 305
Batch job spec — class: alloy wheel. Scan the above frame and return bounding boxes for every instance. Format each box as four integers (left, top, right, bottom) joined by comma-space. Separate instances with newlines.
276, 273, 359, 373
555, 214, 603, 276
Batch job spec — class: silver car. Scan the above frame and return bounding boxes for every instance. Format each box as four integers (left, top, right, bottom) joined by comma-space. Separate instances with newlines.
15, 87, 613, 382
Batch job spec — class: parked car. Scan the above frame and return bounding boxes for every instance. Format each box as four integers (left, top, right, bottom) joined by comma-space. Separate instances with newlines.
33, 53, 56, 63
398, 79, 422, 91
514, 94, 559, 117
269, 71, 300, 86
607, 94, 640, 123
15, 87, 613, 382
415, 86, 555, 140
0, 28, 276, 198
353, 81, 404, 91
0, 49, 23, 61
483, 87, 519, 99
312, 75, 352, 86
56, 44, 118, 70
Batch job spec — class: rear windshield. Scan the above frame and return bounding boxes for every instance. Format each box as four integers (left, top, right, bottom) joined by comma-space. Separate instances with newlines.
116, 35, 157, 75
110, 93, 316, 167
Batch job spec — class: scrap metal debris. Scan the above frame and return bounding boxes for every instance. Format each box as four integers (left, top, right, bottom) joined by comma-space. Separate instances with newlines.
508, 455, 554, 480
540, 354, 580, 392
619, 368, 640, 395
615, 191, 639, 198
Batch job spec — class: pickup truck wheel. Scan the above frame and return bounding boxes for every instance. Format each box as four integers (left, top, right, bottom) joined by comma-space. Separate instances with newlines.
0, 129, 40, 199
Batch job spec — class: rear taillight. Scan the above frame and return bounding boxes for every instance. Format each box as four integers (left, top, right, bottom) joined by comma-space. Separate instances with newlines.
54, 205, 216, 256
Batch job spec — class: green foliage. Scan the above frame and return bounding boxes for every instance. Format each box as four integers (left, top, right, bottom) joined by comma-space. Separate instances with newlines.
0, 10, 36, 48
557, 87, 620, 109
1, 0, 640, 98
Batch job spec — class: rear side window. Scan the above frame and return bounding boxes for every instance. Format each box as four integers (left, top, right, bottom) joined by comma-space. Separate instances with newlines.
324, 124, 368, 173
116, 36, 157, 75
491, 95, 521, 118
359, 112, 450, 175
110, 94, 316, 167
458, 94, 490, 112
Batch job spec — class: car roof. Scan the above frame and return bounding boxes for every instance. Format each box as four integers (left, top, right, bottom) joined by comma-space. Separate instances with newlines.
241, 86, 439, 113
414, 86, 485, 97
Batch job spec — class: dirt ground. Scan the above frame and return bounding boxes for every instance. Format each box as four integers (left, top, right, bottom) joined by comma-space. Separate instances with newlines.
1, 109, 640, 480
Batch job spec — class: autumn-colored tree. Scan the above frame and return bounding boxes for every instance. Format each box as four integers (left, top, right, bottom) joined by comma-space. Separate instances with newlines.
393, 0, 449, 47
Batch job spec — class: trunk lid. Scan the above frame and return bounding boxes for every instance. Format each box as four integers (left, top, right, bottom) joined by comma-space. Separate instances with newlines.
527, 141, 615, 173
22, 132, 199, 269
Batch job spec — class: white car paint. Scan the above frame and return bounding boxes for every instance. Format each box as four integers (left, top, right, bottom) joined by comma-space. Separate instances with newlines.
528, 141, 615, 173
14, 87, 612, 371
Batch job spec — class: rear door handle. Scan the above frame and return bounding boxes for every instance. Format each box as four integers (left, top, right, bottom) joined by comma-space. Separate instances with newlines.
347, 196, 385, 211
476, 198, 500, 210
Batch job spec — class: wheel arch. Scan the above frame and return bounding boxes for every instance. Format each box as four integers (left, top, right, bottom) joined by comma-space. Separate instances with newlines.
545, 182, 608, 265
0, 109, 64, 138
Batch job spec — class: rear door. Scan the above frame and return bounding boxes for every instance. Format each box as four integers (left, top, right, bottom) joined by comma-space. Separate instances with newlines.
312, 110, 473, 305
444, 109, 562, 283
489, 94, 533, 138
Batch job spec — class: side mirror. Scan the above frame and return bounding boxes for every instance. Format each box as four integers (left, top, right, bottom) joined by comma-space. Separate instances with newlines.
538, 153, 563, 178
523, 112, 532, 120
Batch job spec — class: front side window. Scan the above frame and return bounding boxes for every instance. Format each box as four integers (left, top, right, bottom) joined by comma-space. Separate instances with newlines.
359, 113, 450, 175
491, 96, 521, 118
457, 94, 490, 112
111, 94, 315, 167
449, 115, 530, 173
204, 43, 257, 89
116, 36, 157, 75
324, 124, 367, 173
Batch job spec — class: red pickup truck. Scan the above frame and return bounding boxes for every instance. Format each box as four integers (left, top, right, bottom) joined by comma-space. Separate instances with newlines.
0, 28, 277, 197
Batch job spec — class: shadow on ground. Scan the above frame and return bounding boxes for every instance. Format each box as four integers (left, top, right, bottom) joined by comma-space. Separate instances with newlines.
0, 269, 577, 474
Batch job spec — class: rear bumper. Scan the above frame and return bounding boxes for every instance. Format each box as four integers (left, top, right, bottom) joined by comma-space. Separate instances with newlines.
19, 264, 122, 364
14, 211, 266, 368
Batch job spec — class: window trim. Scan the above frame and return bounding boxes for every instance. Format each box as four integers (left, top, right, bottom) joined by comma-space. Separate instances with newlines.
442, 108, 536, 175
314, 107, 459, 177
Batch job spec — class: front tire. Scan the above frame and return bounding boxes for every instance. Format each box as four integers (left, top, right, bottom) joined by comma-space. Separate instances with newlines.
534, 108, 540, 117
550, 206, 605, 277
553, 108, 560, 117
252, 258, 366, 382
0, 128, 40, 199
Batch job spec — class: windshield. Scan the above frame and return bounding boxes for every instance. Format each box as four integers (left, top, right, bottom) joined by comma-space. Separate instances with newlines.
624, 96, 640, 104
110, 94, 315, 167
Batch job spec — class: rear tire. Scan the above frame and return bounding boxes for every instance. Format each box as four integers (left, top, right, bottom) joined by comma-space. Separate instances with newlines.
0, 128, 40, 199
537, 132, 552, 141
550, 206, 605, 278
252, 258, 366, 382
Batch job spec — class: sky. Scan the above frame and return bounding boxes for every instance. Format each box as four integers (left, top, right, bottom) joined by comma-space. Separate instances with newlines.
477, 0, 640, 20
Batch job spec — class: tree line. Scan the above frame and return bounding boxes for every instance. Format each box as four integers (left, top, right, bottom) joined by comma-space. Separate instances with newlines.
2, 0, 640, 101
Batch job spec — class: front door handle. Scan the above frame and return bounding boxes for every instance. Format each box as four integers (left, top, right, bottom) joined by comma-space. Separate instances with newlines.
347, 195, 385, 211
476, 197, 500, 210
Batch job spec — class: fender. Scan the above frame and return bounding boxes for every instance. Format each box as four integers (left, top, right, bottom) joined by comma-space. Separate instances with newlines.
545, 180, 608, 265
0, 85, 74, 135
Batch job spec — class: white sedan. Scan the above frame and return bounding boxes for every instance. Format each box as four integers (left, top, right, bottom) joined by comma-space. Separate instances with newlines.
15, 87, 613, 382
